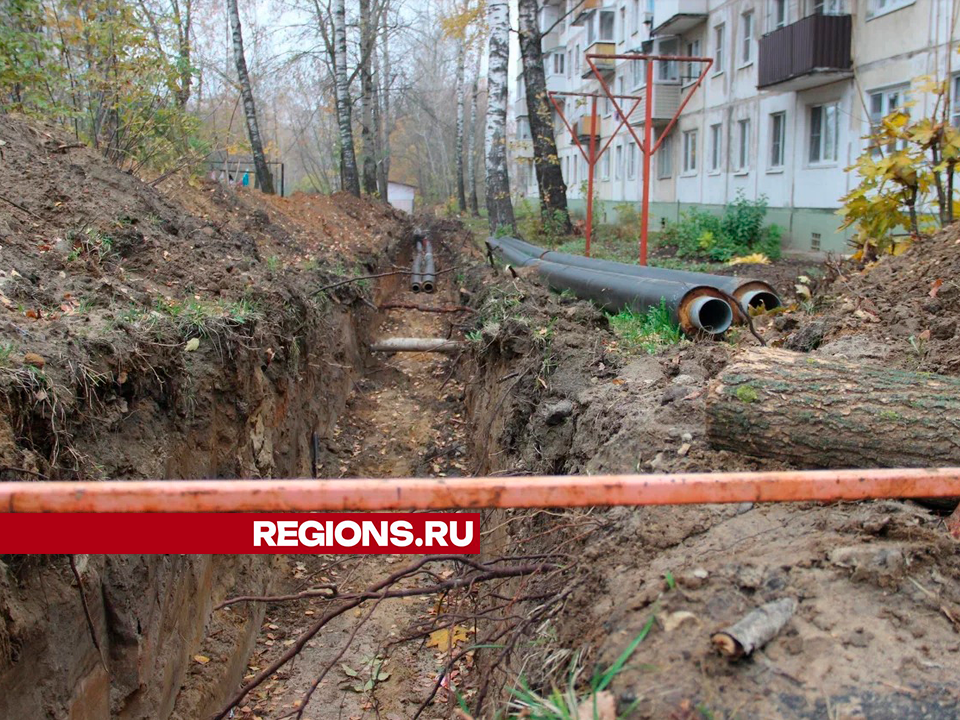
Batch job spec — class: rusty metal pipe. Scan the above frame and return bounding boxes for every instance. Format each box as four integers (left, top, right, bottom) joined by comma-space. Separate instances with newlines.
1, 468, 958, 513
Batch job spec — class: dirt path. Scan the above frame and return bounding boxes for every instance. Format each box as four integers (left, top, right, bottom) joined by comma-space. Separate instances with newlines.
235, 265, 469, 720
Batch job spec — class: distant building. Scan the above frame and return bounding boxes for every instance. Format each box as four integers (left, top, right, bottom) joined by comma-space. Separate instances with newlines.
509, 0, 959, 253
388, 181, 417, 213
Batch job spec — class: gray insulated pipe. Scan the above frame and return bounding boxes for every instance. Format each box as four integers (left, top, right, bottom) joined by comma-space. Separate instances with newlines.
411, 241, 424, 293
488, 238, 732, 335
497, 236, 781, 311
421, 239, 436, 293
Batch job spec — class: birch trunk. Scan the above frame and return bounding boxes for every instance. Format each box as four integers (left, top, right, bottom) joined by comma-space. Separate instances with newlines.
378, 0, 392, 201
454, 41, 467, 213
359, 0, 378, 195
227, 0, 274, 194
484, 0, 515, 233
467, 46, 482, 216
518, 0, 571, 233
333, 0, 361, 197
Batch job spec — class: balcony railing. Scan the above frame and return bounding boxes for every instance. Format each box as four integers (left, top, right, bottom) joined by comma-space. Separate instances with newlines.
758, 13, 852, 90
627, 83, 682, 127
652, 0, 708, 35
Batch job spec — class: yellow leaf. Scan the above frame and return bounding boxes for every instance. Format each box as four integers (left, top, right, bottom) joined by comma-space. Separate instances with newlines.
193, 655, 210, 664
727, 253, 770, 266
426, 625, 470, 652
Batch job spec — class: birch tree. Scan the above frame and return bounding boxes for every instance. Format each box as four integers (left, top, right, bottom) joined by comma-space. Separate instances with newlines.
333, 0, 361, 196
467, 45, 482, 216
484, 0, 515, 233
227, 0, 274, 194
359, 0, 379, 194
454, 41, 467, 212
518, 0, 571, 233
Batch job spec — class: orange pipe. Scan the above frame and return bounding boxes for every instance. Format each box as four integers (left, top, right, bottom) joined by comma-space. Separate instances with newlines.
0, 468, 958, 513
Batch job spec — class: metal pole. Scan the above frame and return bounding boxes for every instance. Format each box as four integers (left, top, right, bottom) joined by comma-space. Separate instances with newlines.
640, 59, 654, 266
1, 468, 958, 512
586, 95, 598, 258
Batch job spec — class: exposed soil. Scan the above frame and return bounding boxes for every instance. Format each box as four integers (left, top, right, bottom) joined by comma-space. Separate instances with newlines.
458, 229, 960, 718
226, 235, 477, 720
2, 107, 959, 720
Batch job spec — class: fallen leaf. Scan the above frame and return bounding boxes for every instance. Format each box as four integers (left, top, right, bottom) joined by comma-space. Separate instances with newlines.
184, 337, 200, 352
575, 690, 616, 719
193, 655, 210, 664
426, 625, 470, 652
660, 610, 700, 633
930, 278, 944, 297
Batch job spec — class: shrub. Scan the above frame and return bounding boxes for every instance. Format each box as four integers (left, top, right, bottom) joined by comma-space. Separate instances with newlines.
661, 191, 781, 261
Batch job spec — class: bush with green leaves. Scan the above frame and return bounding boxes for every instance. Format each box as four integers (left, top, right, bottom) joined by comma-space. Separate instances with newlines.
660, 191, 782, 262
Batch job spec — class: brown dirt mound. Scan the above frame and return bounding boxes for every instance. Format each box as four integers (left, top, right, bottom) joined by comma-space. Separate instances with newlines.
796, 223, 960, 374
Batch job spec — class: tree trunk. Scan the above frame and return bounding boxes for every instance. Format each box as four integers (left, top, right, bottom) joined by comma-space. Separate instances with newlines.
333, 0, 361, 197
227, 0, 274, 194
484, 0, 515, 234
172, 0, 193, 109
517, 0, 572, 234
359, 0, 378, 195
467, 47, 481, 216
454, 41, 467, 213
706, 348, 960, 469
379, 0, 391, 202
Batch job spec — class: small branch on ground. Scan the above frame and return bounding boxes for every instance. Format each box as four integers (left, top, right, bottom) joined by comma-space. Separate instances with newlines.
379, 302, 474, 313
209, 555, 557, 720
216, 583, 338, 610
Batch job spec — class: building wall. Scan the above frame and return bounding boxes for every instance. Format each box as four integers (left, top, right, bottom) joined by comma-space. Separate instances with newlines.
507, 0, 959, 254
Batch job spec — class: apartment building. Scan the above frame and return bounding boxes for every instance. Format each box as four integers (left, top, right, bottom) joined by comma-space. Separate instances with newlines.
509, 0, 960, 252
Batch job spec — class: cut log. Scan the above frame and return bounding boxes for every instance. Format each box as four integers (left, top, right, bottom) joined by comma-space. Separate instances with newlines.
707, 348, 960, 472
369, 338, 463, 353
711, 598, 797, 659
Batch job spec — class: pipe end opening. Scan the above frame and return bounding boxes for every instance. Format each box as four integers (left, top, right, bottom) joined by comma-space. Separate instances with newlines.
411, 283, 422, 293
421, 282, 435, 294
693, 298, 734, 335
742, 290, 782, 311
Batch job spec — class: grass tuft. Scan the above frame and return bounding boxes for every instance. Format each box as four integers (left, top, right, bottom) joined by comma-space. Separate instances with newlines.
609, 300, 684, 355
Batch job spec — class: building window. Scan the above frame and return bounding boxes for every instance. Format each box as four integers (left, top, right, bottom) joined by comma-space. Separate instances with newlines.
627, 143, 637, 179
809, 102, 839, 163
589, 10, 614, 44
868, 87, 908, 152
770, 0, 787, 29
714, 24, 725, 73
737, 118, 751, 170
566, 50, 572, 78
553, 53, 565, 76
633, 0, 641, 33
575, 44, 581, 75
631, 59, 644, 89
709, 123, 722, 172
741, 11, 754, 64
812, 0, 844, 14
658, 134, 673, 178
868, 0, 914, 18
615, 144, 623, 180
770, 112, 786, 168
685, 39, 701, 83
658, 38, 679, 82
682, 129, 698, 173
518, 118, 531, 140
619, 7, 626, 42
601, 151, 611, 180
952, 76, 960, 127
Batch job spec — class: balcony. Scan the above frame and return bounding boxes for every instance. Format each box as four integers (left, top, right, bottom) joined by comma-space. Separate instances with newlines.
758, 14, 852, 90
627, 83, 682, 127
652, 0, 708, 35
575, 116, 600, 141
582, 41, 617, 78
541, 28, 561, 51
570, 0, 602, 26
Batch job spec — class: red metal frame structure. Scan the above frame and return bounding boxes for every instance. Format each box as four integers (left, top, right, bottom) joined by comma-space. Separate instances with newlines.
583, 53, 714, 265
547, 90, 643, 258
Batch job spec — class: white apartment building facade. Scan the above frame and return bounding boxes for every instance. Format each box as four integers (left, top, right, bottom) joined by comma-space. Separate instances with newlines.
509, 0, 960, 253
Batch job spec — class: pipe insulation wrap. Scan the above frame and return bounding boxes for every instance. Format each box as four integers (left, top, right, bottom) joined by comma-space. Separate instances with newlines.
495, 236, 781, 310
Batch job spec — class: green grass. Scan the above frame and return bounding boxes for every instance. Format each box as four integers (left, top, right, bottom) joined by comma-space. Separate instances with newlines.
608, 300, 684, 355
0, 342, 16, 367
507, 617, 655, 719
